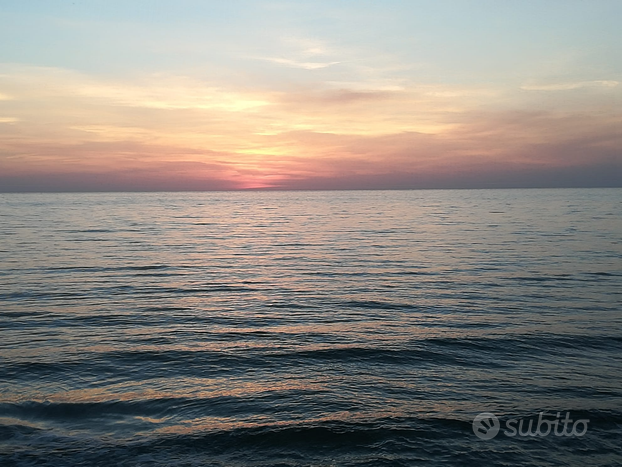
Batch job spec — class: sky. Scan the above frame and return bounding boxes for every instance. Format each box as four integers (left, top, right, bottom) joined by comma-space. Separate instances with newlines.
0, 0, 620, 191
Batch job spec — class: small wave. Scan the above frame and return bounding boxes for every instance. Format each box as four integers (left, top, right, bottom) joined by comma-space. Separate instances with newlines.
0, 310, 51, 318
61, 229, 115, 233
44, 264, 189, 273
274, 346, 500, 368
341, 300, 418, 311
588, 271, 621, 277
0, 399, 173, 421
141, 306, 193, 312
267, 302, 317, 310
127, 265, 170, 271
0, 290, 88, 300
89, 283, 258, 297
511, 275, 576, 282
423, 334, 622, 356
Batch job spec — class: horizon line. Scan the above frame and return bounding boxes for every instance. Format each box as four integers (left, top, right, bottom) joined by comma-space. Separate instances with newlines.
1, 186, 621, 194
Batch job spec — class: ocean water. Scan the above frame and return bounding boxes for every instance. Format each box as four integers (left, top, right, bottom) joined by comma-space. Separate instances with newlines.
1, 189, 621, 466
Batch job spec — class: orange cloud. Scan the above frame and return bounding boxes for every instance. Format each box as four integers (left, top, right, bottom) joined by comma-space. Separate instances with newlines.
0, 65, 619, 191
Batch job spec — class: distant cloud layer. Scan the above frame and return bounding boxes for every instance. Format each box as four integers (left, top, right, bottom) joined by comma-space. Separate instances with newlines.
0, 1, 620, 190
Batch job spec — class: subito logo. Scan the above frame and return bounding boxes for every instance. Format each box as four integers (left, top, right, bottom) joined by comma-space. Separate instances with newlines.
472, 412, 500, 440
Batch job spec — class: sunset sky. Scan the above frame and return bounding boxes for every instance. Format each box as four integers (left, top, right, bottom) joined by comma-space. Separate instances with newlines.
0, 0, 620, 191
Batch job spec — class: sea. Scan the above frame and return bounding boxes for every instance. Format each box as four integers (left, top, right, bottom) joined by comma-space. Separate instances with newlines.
1, 189, 621, 466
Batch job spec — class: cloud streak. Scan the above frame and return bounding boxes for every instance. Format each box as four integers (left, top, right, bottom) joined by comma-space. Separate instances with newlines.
260, 57, 341, 70
520, 80, 619, 91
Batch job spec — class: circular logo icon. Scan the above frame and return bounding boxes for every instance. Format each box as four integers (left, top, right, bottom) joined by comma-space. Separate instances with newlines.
472, 412, 500, 440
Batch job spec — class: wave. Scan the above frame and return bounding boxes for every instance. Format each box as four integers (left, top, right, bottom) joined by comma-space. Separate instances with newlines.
4, 333, 621, 377
2, 411, 621, 466
0, 283, 258, 301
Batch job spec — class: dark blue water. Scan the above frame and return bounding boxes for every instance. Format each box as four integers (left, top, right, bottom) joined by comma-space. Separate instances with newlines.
1, 189, 621, 466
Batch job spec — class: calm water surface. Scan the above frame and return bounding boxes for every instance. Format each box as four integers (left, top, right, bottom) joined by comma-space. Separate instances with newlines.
1, 189, 621, 466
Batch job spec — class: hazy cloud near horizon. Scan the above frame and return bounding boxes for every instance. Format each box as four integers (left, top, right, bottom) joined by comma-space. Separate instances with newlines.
0, 1, 620, 191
